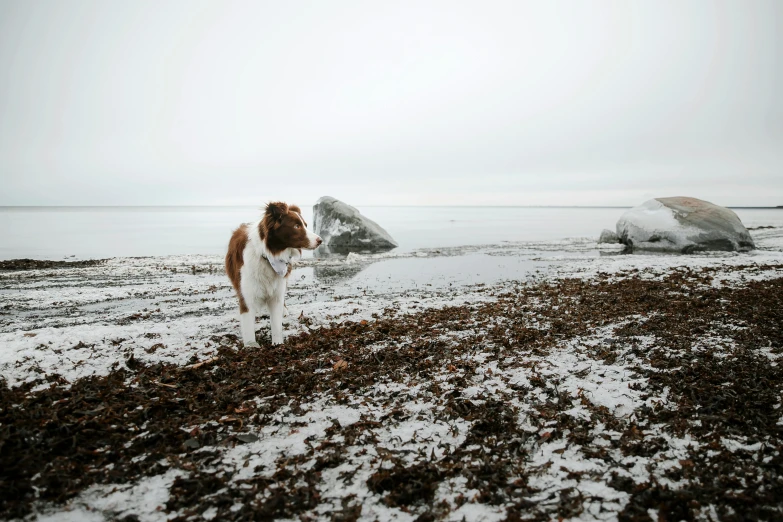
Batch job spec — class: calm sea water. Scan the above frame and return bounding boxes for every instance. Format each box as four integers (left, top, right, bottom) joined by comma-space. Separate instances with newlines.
0, 206, 781, 260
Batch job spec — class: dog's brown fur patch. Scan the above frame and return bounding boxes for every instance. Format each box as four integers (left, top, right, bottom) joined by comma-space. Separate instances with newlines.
225, 226, 249, 313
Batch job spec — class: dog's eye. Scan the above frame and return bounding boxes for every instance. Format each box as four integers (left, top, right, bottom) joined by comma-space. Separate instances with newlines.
294, 224, 300, 229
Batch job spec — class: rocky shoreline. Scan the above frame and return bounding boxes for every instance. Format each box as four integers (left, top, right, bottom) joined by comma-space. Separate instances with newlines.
1, 253, 782, 521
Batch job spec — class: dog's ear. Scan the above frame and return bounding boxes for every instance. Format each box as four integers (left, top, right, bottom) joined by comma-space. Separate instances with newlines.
265, 202, 289, 224
288, 205, 307, 226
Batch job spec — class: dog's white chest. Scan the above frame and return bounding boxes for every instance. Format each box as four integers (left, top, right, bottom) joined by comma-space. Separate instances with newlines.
240, 249, 285, 309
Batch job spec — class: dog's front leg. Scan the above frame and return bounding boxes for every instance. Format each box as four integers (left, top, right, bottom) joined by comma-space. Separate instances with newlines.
240, 312, 260, 348
268, 295, 285, 345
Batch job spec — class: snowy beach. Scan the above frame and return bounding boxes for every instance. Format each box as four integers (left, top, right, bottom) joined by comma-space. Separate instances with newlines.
4, 1, 783, 519
2, 225, 783, 521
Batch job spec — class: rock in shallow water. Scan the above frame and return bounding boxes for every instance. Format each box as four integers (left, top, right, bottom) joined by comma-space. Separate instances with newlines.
598, 229, 620, 244
616, 197, 755, 253
312, 196, 398, 250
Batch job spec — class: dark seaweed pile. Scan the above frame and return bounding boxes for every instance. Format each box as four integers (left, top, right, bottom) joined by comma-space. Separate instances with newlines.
1, 265, 782, 520
0, 258, 107, 271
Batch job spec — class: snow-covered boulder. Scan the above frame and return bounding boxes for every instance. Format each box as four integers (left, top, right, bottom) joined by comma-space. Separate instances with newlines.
616, 197, 755, 253
598, 229, 620, 244
312, 196, 398, 250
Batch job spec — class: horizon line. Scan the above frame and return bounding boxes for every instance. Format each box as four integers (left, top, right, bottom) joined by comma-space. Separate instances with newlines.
1, 204, 782, 209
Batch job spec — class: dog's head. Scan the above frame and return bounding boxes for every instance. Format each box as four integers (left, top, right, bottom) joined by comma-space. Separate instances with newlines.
260, 202, 322, 255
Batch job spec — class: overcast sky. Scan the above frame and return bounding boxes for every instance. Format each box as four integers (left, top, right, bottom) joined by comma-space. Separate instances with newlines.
0, 0, 781, 206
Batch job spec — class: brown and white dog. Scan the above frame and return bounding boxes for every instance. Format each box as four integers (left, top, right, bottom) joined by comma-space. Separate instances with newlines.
225, 202, 321, 346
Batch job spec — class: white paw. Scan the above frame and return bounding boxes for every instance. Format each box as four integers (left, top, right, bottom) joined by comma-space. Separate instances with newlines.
244, 341, 261, 348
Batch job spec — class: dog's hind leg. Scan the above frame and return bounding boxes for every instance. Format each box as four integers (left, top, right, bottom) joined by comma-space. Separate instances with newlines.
240, 311, 260, 348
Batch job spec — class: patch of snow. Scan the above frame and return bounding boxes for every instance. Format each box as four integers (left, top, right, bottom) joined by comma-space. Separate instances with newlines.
30, 468, 185, 522
446, 503, 506, 522
722, 437, 763, 453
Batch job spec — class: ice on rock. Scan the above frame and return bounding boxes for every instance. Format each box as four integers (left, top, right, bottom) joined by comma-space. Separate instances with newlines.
616, 197, 755, 253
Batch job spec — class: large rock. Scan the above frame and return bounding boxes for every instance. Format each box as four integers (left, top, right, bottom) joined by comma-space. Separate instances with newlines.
616, 197, 755, 253
312, 196, 398, 250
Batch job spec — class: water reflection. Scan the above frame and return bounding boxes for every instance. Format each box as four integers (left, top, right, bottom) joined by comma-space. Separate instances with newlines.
598, 246, 632, 256
313, 263, 368, 284
311, 244, 397, 283
311, 253, 549, 292
313, 244, 396, 259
